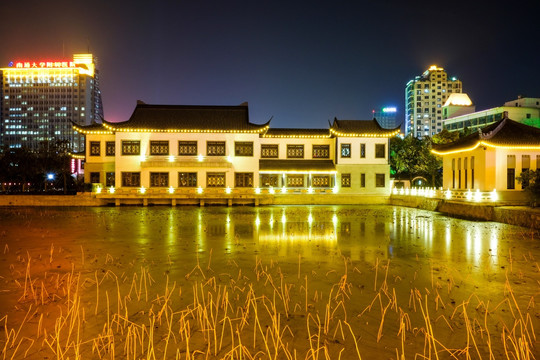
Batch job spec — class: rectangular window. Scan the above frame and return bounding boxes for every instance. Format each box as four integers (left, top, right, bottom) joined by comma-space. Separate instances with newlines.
261, 174, 279, 187
178, 141, 197, 155
312, 175, 330, 187
207, 172, 226, 187
375, 144, 385, 159
341, 143, 351, 158
235, 172, 254, 187
312, 145, 330, 158
452, 159, 455, 188
287, 175, 304, 187
375, 174, 385, 188
261, 144, 279, 158
341, 173, 351, 188
106, 141, 115, 156
207, 141, 226, 156
122, 172, 141, 187
507, 168, 515, 189
360, 144, 366, 158
90, 172, 100, 183
89, 141, 100, 156
122, 140, 141, 155
106, 172, 115, 187
234, 142, 253, 156
150, 172, 169, 187
360, 173, 366, 187
287, 145, 304, 158
522, 155, 530, 189
464, 157, 468, 189
178, 172, 197, 187
150, 141, 169, 155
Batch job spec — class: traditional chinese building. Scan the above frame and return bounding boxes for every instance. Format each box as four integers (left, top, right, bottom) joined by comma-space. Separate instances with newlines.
74, 102, 399, 205
432, 118, 540, 201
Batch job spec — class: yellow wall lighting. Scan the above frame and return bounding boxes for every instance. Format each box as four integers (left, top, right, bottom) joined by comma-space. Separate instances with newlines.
262, 134, 331, 139
72, 125, 113, 135
432, 141, 540, 156
259, 170, 337, 174
329, 128, 400, 138
101, 123, 269, 134
68, 152, 86, 160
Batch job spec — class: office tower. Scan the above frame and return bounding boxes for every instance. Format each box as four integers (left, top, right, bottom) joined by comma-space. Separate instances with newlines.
405, 65, 462, 138
372, 106, 397, 129
0, 53, 103, 151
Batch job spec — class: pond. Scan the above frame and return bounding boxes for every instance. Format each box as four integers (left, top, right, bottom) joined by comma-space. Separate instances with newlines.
0, 206, 538, 359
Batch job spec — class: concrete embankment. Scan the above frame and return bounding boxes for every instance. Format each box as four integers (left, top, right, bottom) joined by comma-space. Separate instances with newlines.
0, 194, 103, 206
391, 195, 540, 230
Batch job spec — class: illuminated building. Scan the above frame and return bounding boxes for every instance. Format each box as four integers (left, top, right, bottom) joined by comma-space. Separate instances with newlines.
0, 53, 103, 151
76, 102, 399, 201
405, 65, 463, 138
444, 96, 540, 133
372, 106, 397, 129
432, 119, 540, 199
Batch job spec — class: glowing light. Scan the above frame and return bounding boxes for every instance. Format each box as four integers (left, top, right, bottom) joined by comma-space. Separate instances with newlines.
466, 189, 472, 201
400, 188, 404, 195
443, 93, 472, 107
490, 189, 498, 202
411, 188, 417, 196
109, 186, 115, 194
198, 154, 204, 162
471, 189, 480, 202
382, 107, 397, 113
332, 186, 338, 194
281, 214, 286, 223
140, 186, 146, 194
95, 187, 102, 194
47, 173, 54, 180
197, 187, 203, 194
392, 187, 398, 195
332, 214, 338, 225
329, 128, 400, 138
432, 140, 540, 156
445, 188, 451, 199
405, 188, 410, 196
225, 187, 232, 194
168, 186, 175, 194
168, 155, 175, 162
227, 155, 232, 162
255, 217, 261, 227
255, 187, 261, 194
308, 214, 313, 224
307, 186, 313, 194
269, 187, 275, 194
140, 155, 147, 162
281, 186, 287, 194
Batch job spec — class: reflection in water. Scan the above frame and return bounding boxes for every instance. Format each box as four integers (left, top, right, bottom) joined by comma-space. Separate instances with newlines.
101, 206, 503, 271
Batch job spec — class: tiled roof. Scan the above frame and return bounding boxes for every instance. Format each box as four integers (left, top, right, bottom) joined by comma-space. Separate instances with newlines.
259, 159, 336, 172
263, 128, 330, 137
102, 103, 270, 132
433, 119, 540, 153
330, 118, 400, 136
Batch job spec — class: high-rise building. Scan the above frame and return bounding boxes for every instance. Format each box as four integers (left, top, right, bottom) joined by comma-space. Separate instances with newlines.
372, 106, 397, 129
405, 65, 462, 138
0, 53, 103, 152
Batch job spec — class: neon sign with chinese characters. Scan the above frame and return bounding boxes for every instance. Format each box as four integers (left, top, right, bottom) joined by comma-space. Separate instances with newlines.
10, 61, 76, 69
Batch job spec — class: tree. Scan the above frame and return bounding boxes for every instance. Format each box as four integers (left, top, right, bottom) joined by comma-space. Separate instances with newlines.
432, 129, 459, 145
518, 170, 540, 207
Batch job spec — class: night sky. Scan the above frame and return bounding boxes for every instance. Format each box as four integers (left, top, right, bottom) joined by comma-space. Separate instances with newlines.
1, 0, 539, 129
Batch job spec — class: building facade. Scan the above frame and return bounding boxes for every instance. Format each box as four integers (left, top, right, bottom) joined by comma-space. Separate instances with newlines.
75, 103, 399, 203
405, 65, 462, 138
0, 53, 103, 151
444, 97, 540, 133
432, 119, 540, 200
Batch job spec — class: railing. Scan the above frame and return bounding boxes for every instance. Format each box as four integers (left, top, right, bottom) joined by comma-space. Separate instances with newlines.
92, 185, 340, 196
391, 187, 499, 203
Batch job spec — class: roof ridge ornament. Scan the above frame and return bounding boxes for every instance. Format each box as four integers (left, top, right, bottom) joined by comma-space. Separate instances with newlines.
480, 118, 506, 140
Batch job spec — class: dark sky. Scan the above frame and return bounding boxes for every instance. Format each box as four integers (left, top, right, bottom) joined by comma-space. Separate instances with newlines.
1, 0, 539, 128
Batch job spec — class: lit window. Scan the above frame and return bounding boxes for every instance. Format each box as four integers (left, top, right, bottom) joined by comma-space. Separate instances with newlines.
207, 141, 226, 156
235, 142, 253, 156
235, 172, 254, 187
287, 145, 304, 158
341, 174, 351, 187
312, 145, 329, 158
341, 143, 351, 158
179, 172, 197, 187
261, 144, 278, 158
178, 141, 197, 155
